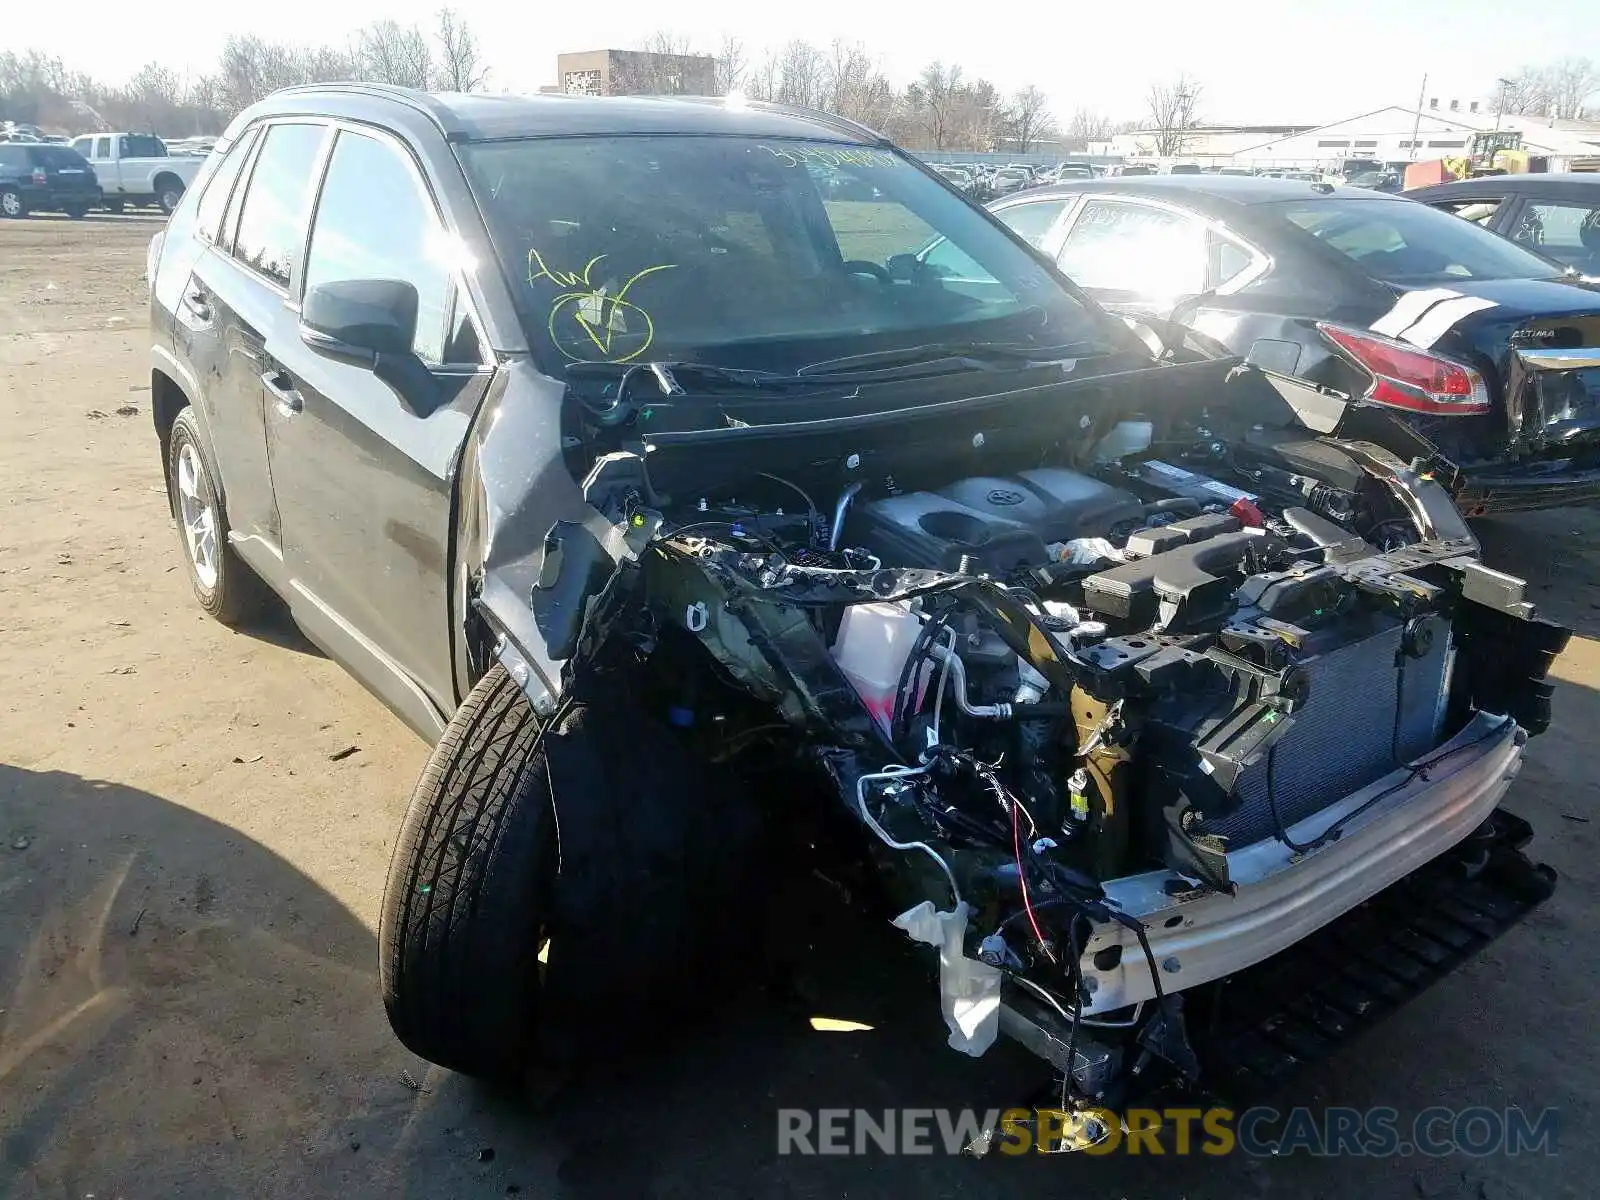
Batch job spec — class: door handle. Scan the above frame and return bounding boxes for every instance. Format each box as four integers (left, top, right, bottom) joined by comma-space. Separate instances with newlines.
261, 368, 303, 414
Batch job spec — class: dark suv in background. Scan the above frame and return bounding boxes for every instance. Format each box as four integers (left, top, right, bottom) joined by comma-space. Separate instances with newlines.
0, 143, 101, 217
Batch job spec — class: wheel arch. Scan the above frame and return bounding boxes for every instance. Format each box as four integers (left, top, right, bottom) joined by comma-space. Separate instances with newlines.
150, 351, 222, 517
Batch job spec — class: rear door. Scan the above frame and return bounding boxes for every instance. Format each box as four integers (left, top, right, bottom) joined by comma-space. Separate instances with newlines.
180, 121, 330, 551
263, 124, 492, 727
1500, 193, 1600, 276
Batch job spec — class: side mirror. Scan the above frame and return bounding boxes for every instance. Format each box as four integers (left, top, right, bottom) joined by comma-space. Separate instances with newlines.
300, 279, 439, 415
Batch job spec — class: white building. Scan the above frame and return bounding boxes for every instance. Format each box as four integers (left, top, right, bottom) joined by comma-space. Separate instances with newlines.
1233, 106, 1600, 171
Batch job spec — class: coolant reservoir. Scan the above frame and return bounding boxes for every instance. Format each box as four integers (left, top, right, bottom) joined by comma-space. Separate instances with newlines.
831, 602, 923, 733
1092, 420, 1154, 462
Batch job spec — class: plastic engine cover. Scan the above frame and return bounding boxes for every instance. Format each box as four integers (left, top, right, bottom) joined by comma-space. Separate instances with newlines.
846, 468, 1145, 572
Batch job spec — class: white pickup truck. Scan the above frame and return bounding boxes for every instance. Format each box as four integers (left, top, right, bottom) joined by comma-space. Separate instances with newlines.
68, 133, 203, 214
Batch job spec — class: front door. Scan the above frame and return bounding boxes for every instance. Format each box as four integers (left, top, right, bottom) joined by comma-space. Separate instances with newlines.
262, 126, 491, 731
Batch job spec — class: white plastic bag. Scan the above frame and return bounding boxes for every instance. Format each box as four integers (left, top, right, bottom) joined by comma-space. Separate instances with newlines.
891, 900, 1004, 1056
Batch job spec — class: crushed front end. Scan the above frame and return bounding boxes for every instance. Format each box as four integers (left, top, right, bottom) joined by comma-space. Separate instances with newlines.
509, 359, 1571, 1107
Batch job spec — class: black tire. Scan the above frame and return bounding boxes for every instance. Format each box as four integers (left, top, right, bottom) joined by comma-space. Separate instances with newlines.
166, 409, 271, 625
379, 665, 557, 1078
380, 662, 766, 1079
156, 177, 184, 214
104, 198, 125, 214
0, 187, 24, 219
63, 204, 89, 219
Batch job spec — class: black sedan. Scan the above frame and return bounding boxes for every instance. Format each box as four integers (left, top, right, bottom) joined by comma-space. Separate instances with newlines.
981, 175, 1600, 513
1406, 172, 1600, 278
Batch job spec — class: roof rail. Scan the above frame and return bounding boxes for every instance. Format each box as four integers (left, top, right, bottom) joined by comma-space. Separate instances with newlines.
656, 94, 889, 145
265, 82, 456, 135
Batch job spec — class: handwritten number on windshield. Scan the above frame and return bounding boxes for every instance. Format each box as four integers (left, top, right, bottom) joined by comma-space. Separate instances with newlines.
527, 246, 676, 363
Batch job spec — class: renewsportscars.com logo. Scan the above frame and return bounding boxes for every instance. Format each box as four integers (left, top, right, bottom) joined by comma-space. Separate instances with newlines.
776, 1106, 1561, 1157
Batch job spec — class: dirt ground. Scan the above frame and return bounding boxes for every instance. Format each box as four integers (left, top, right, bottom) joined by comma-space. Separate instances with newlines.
2, 214, 1598, 1200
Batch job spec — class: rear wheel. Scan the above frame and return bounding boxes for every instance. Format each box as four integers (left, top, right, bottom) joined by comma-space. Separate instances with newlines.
166, 409, 271, 625
63, 204, 89, 219
156, 178, 184, 214
0, 188, 23, 219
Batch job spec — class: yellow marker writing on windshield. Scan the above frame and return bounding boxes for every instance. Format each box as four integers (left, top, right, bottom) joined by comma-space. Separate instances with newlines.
527, 246, 676, 363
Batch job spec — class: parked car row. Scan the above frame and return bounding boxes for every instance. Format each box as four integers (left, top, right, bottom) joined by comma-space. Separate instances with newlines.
0, 132, 203, 217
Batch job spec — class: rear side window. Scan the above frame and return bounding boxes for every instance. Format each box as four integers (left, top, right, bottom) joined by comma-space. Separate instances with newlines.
1432, 196, 1505, 226
1057, 198, 1207, 296
304, 130, 458, 364
1271, 196, 1564, 283
27, 146, 90, 169
232, 123, 327, 288
0, 146, 25, 169
119, 134, 167, 158
195, 126, 261, 245
993, 199, 1068, 248
1510, 201, 1600, 271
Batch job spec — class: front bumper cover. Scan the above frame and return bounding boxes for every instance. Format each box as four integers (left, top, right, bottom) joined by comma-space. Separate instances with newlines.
1079, 711, 1528, 1014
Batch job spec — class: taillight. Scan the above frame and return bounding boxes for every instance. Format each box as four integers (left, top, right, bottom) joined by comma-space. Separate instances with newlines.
31, 168, 46, 185
1317, 322, 1490, 415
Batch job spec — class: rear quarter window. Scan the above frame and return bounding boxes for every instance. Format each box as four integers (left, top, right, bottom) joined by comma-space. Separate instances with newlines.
28, 147, 91, 169
1269, 196, 1564, 284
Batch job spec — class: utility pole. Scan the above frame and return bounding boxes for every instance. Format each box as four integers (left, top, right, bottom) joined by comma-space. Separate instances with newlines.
1493, 77, 1510, 136
1409, 73, 1427, 160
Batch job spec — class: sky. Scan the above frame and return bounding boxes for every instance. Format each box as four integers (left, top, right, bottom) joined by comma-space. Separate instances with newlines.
8, 0, 1598, 127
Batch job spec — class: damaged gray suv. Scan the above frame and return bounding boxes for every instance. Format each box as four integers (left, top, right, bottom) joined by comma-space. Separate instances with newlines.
147, 84, 1570, 1110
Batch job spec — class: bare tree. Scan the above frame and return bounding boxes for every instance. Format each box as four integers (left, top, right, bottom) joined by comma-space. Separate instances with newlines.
1066, 106, 1114, 141
1494, 57, 1598, 119
1006, 84, 1054, 152
1495, 66, 1549, 116
434, 9, 487, 92
1146, 74, 1203, 155
907, 61, 964, 150
823, 40, 896, 127
1545, 57, 1599, 119
770, 39, 827, 108
356, 20, 433, 89
713, 34, 745, 94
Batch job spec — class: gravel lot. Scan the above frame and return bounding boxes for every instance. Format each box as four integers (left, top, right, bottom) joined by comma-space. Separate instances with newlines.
2, 214, 1598, 1199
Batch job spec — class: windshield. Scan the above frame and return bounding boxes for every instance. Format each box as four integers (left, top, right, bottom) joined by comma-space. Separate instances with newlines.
458, 135, 1111, 375
1268, 196, 1565, 284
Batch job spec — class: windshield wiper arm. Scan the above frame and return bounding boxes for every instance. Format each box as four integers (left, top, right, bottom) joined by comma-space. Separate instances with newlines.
795, 340, 1103, 379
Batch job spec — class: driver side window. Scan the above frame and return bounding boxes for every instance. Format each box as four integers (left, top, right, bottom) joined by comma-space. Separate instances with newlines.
1057, 199, 1207, 296
304, 130, 460, 365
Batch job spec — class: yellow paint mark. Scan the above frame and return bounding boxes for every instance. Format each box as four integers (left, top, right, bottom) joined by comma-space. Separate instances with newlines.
527, 245, 676, 363
808, 1016, 875, 1032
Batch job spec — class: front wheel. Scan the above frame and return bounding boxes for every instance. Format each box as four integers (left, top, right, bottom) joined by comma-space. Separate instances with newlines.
104, 198, 125, 214
380, 661, 765, 1078
379, 665, 560, 1079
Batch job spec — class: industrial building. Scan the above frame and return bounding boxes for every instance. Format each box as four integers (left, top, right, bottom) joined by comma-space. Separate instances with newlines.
551, 49, 717, 98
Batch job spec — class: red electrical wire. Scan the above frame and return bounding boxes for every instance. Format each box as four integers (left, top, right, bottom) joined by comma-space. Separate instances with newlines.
1012, 795, 1056, 963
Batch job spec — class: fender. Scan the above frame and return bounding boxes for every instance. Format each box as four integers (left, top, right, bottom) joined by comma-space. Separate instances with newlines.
450, 359, 656, 714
